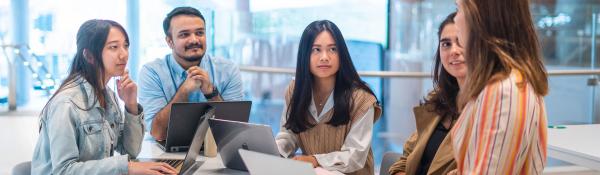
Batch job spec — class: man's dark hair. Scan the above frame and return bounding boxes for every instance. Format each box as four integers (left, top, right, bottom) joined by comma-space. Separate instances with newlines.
163, 6, 205, 37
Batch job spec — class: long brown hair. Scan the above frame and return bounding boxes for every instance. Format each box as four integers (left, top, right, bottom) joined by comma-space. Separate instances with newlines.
458, 0, 548, 108
424, 12, 460, 120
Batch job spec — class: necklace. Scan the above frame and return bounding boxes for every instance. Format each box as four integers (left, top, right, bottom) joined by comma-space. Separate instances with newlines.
316, 94, 329, 107
313, 86, 333, 108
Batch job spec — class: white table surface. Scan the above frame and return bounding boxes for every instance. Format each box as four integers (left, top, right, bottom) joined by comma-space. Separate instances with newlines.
137, 140, 248, 175
137, 140, 344, 175
547, 124, 600, 171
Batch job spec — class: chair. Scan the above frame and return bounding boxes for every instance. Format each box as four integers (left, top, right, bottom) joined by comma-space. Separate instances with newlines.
380, 152, 402, 175
12, 161, 31, 175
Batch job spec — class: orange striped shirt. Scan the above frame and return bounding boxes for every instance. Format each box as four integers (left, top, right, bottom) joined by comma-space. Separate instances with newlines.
451, 71, 547, 174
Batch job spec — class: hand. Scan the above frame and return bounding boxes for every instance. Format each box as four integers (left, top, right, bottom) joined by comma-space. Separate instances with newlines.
178, 67, 202, 93
117, 70, 138, 114
185, 66, 214, 94
292, 155, 319, 168
128, 162, 178, 175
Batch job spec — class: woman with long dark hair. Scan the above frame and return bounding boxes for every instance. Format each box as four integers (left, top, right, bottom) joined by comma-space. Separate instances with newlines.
388, 12, 465, 175
275, 20, 382, 175
451, 0, 549, 174
31, 19, 177, 174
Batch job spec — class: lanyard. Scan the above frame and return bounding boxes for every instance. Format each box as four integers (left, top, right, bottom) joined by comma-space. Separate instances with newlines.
166, 55, 180, 91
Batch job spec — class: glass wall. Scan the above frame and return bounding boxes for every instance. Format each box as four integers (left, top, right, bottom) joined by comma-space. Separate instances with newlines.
0, 0, 129, 109
0, 0, 11, 105
210, 0, 389, 166
384, 0, 458, 155
385, 0, 600, 168
532, 1, 600, 125
1, 0, 599, 172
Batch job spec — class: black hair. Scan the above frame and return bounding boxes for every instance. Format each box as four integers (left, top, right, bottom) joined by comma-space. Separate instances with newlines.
39, 19, 129, 130
424, 12, 460, 120
163, 6, 205, 37
284, 20, 378, 133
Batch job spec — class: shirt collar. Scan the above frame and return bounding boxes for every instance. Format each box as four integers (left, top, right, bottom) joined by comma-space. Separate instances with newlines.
309, 90, 335, 121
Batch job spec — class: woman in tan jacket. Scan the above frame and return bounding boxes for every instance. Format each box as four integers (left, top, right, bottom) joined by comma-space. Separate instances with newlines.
389, 12, 464, 175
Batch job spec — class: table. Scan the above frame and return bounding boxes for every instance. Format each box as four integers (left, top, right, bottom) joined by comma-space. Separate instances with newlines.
547, 124, 600, 171
137, 140, 345, 175
137, 140, 248, 175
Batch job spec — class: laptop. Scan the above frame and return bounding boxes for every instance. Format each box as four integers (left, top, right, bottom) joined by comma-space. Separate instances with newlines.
239, 149, 316, 175
138, 107, 215, 175
158, 101, 252, 152
208, 118, 280, 171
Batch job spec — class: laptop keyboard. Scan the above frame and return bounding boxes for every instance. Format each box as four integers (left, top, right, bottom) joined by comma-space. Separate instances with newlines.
158, 159, 184, 168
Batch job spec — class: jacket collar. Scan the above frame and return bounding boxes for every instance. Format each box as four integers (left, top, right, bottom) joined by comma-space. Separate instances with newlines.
72, 76, 117, 114
427, 133, 455, 174
406, 104, 455, 175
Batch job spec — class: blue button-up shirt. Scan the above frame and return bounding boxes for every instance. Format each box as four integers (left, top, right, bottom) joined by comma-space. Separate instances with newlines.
138, 54, 244, 131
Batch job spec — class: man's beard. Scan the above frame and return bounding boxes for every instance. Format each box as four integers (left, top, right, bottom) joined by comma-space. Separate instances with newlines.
181, 54, 204, 62
179, 43, 204, 62
180, 53, 204, 62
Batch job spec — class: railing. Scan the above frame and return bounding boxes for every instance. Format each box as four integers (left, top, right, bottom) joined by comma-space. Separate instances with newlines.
240, 64, 600, 125
2, 61, 599, 111
239, 65, 600, 78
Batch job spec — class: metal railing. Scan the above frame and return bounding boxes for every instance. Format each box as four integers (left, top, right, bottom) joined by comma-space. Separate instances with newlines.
239, 65, 600, 78
240, 65, 600, 124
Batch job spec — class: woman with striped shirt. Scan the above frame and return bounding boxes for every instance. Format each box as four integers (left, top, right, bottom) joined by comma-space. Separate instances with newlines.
451, 0, 549, 174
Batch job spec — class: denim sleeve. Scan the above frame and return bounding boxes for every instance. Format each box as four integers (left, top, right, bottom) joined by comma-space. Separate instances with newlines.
47, 101, 128, 175
220, 63, 244, 101
138, 65, 168, 131
116, 104, 145, 159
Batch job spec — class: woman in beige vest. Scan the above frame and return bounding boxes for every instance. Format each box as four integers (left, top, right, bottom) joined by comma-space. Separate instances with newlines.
388, 12, 465, 175
275, 20, 382, 175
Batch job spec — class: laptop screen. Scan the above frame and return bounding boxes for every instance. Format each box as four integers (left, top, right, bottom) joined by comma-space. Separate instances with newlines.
180, 107, 215, 172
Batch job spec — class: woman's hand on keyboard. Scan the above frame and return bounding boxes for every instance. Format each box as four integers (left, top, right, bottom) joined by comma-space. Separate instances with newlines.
128, 162, 178, 175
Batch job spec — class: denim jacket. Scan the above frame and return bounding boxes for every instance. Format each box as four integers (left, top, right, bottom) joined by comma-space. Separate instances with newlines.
32, 77, 145, 175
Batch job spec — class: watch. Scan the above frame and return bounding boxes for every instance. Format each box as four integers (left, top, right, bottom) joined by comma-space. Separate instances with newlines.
204, 86, 219, 99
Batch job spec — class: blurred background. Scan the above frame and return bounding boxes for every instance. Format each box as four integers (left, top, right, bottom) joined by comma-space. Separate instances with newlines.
1, 0, 599, 174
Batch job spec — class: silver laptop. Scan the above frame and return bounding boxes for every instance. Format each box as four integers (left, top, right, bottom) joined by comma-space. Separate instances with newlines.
239, 149, 316, 175
208, 118, 280, 171
139, 107, 215, 174
159, 101, 252, 152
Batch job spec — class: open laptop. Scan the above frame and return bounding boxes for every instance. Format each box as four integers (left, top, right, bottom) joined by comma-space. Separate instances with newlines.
158, 101, 252, 152
208, 118, 280, 171
139, 107, 215, 175
239, 149, 316, 175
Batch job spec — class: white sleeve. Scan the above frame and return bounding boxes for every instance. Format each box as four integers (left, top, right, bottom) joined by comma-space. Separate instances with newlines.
275, 103, 299, 158
313, 107, 374, 173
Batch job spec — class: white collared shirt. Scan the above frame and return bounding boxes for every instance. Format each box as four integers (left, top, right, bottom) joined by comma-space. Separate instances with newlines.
275, 91, 375, 173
